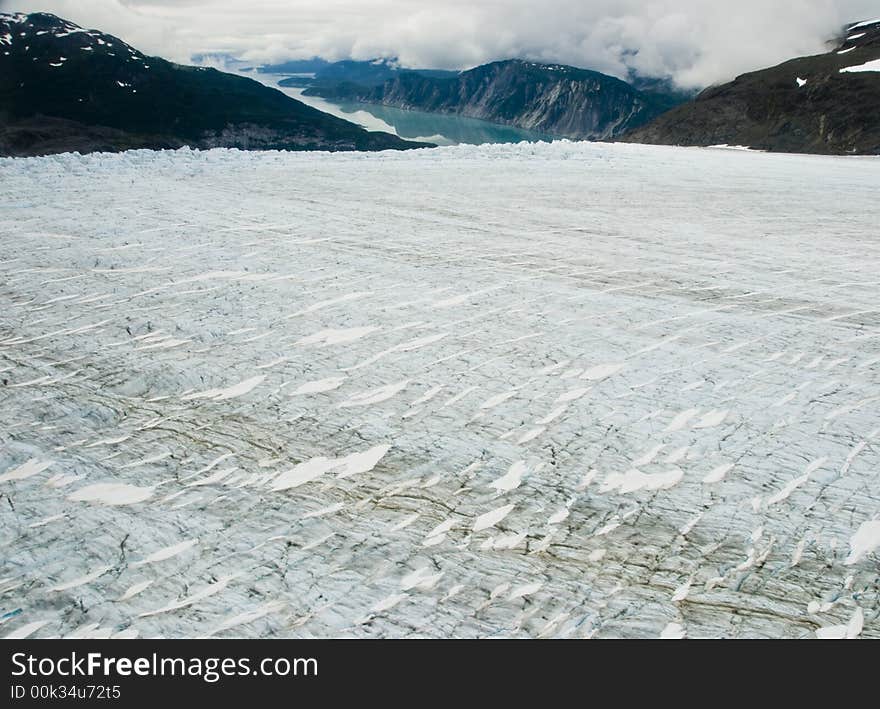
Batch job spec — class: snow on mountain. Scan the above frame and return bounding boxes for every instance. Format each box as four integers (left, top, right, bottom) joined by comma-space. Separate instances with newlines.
1, 141, 879, 639
840, 58, 880, 73
624, 19, 880, 155
0, 10, 145, 62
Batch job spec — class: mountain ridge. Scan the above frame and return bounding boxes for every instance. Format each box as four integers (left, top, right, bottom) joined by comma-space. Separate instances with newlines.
0, 12, 425, 156
299, 58, 684, 140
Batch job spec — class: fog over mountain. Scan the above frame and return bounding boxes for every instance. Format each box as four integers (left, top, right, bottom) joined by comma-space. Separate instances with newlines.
5, 0, 878, 88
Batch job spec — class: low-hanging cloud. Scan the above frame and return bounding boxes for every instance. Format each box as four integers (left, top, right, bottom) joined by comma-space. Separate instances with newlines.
4, 0, 878, 87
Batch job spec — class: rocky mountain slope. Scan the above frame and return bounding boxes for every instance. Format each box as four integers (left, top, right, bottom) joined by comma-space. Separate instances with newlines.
303, 59, 682, 141
0, 12, 424, 156
623, 19, 880, 154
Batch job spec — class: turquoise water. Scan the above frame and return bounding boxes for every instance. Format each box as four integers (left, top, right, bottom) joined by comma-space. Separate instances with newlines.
275, 81, 552, 146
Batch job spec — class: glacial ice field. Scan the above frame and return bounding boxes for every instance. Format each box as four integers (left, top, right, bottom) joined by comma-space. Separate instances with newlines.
1, 141, 879, 639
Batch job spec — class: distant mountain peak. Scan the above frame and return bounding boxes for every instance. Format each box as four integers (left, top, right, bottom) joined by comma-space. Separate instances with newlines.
301, 57, 686, 141
1, 12, 147, 65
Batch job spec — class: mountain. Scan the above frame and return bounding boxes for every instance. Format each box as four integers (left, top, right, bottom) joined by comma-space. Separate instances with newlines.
275, 59, 459, 89
0, 13, 425, 157
622, 19, 880, 155
300, 59, 683, 141
258, 57, 332, 75
190, 52, 257, 72
627, 73, 698, 111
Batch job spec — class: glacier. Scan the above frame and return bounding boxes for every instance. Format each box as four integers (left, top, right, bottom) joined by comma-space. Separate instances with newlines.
0, 141, 878, 639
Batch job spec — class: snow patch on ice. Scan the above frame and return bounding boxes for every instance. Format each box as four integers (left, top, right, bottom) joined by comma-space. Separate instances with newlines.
68, 483, 154, 506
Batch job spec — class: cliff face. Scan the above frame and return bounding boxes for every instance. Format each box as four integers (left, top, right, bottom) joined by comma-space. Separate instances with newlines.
623, 20, 880, 155
0, 12, 424, 156
305, 60, 680, 140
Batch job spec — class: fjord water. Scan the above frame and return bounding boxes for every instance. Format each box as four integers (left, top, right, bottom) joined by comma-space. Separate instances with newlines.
277, 81, 552, 145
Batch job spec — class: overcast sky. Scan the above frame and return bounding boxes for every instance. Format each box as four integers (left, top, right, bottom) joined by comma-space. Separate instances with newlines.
4, 1, 878, 87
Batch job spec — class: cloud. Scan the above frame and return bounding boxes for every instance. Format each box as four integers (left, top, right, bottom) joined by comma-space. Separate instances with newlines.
5, 0, 878, 87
